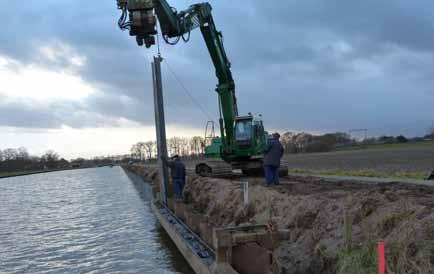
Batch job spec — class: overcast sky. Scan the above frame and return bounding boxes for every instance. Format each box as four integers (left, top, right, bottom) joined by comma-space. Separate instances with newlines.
1, 0, 433, 159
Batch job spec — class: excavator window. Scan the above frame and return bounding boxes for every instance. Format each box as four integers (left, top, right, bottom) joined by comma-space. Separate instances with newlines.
235, 120, 252, 142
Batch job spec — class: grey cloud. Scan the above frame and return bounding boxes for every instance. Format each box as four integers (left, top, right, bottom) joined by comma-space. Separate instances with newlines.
0, 0, 433, 136
0, 102, 61, 129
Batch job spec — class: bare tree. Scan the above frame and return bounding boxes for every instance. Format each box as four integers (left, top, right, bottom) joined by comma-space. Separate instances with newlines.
167, 138, 174, 156
179, 138, 189, 156
42, 150, 59, 169
294, 133, 313, 153
130, 144, 141, 160
17, 147, 29, 160
281, 132, 295, 153
152, 141, 157, 159
136, 142, 146, 161
2, 148, 17, 161
168, 137, 182, 156
130, 144, 136, 159
190, 136, 204, 155
143, 141, 155, 160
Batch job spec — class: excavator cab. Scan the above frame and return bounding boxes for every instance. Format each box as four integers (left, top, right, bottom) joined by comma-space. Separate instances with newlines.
234, 117, 253, 146
234, 115, 267, 156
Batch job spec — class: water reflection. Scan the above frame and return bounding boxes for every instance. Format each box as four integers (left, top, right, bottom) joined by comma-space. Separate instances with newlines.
0, 167, 194, 274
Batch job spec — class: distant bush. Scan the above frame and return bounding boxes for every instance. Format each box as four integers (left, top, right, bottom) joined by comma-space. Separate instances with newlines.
379, 136, 397, 144
410, 137, 424, 142
281, 132, 351, 153
280, 130, 431, 154
0, 147, 67, 173
361, 138, 377, 145
305, 141, 334, 153
396, 135, 408, 143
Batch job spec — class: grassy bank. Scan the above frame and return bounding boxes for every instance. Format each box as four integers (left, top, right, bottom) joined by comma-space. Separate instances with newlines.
0, 168, 74, 179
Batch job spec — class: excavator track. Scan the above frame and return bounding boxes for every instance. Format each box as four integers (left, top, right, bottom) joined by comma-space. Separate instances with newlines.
195, 159, 234, 178
195, 159, 289, 178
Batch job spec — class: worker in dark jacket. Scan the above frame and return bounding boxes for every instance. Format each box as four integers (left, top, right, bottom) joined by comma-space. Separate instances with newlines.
264, 133, 284, 186
162, 155, 186, 199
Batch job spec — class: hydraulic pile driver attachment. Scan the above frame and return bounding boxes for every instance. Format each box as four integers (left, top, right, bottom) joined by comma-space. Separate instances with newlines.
117, 0, 157, 47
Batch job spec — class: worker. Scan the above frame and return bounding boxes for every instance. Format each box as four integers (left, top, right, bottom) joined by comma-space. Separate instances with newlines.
162, 155, 186, 199
263, 132, 284, 186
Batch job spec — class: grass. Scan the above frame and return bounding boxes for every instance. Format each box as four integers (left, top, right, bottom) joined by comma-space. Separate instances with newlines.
378, 211, 412, 235
0, 168, 74, 179
337, 246, 376, 274
336, 197, 377, 274
0, 170, 47, 178
431, 241, 434, 266
288, 168, 428, 180
336, 212, 429, 274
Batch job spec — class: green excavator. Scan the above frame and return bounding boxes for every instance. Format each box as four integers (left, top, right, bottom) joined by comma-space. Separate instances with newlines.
116, 0, 288, 177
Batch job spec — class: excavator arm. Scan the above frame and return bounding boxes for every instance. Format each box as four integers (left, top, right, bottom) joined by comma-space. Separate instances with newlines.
116, 0, 238, 156
115, 0, 281, 179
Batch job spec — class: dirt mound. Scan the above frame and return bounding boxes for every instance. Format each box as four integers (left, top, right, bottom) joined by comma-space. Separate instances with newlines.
125, 165, 434, 274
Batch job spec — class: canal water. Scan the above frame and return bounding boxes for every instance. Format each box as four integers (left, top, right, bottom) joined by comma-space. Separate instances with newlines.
0, 167, 194, 274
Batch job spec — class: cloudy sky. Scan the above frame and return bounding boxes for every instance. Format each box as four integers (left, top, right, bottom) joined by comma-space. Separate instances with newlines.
1, 0, 433, 159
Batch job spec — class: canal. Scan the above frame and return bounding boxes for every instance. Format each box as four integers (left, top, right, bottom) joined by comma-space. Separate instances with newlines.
0, 167, 193, 274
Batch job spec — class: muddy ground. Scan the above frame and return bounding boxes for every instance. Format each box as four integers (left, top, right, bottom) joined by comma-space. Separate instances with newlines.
125, 165, 434, 274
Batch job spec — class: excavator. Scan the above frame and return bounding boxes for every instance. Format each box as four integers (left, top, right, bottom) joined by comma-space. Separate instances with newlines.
116, 0, 288, 177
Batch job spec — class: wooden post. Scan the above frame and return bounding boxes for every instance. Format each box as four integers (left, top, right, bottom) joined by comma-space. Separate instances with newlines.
242, 181, 249, 208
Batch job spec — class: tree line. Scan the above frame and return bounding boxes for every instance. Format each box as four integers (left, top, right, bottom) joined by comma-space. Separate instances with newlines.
130, 136, 205, 161
0, 147, 66, 173
130, 132, 355, 159
280, 132, 353, 153
131, 124, 434, 160
279, 131, 434, 153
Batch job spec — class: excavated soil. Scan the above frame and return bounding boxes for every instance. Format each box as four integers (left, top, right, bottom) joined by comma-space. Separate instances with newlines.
125, 165, 434, 274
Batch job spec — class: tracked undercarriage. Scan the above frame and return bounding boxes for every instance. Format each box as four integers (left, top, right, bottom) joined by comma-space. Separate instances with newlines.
195, 159, 233, 178
195, 159, 289, 178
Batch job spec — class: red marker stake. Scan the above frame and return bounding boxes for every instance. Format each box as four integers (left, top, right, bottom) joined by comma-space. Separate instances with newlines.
378, 241, 385, 274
